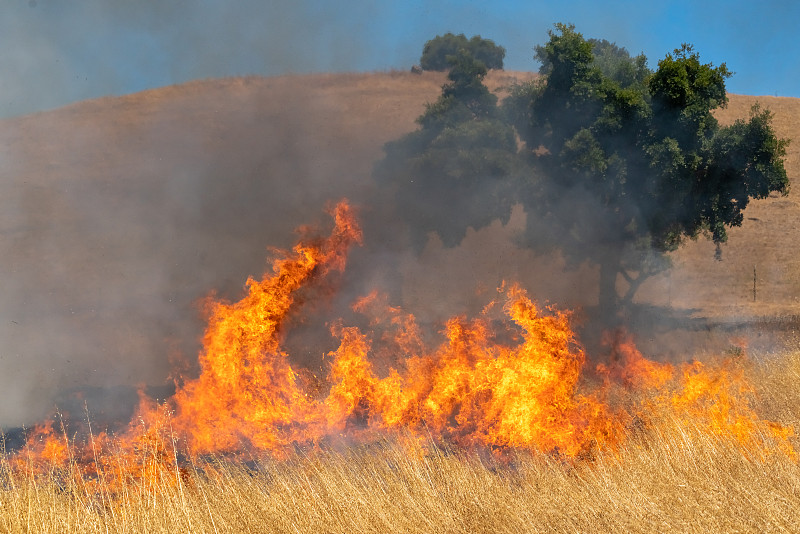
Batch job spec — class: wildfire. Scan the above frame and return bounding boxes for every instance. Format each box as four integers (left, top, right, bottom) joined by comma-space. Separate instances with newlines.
7, 200, 795, 491
322, 286, 624, 456
166, 200, 362, 454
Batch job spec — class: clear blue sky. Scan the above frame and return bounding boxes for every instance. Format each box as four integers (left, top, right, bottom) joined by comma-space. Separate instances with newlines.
2, 0, 798, 118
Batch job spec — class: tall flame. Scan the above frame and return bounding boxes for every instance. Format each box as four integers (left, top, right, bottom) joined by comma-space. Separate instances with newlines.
167, 200, 362, 453
10, 200, 795, 491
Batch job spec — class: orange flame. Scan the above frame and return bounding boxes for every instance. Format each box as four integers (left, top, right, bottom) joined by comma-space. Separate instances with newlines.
166, 200, 362, 454
322, 286, 624, 456
9, 200, 795, 490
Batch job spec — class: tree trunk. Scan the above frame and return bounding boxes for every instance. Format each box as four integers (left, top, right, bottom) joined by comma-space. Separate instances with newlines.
621, 270, 650, 305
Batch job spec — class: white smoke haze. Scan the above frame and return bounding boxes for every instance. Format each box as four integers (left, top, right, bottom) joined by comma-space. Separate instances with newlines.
0, 4, 796, 431
0, 73, 792, 429
0, 1, 424, 119
0, 69, 609, 428
0, 74, 406, 427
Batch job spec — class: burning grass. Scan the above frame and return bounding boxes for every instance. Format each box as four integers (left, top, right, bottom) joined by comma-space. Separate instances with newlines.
2, 201, 800, 531
2, 405, 799, 533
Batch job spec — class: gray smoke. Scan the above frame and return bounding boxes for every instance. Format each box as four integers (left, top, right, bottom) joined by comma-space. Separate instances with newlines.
0, 67, 606, 428
0, 73, 409, 427
0, 4, 792, 429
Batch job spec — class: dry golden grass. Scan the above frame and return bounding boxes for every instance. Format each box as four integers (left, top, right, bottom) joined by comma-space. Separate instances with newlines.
2, 346, 800, 533
1, 432, 798, 533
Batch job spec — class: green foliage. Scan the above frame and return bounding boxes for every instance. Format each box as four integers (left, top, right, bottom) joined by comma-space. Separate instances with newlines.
528, 24, 606, 157
376, 52, 519, 251
535, 29, 650, 89
420, 33, 506, 71
512, 24, 788, 313
649, 44, 730, 151
527, 24, 653, 160
589, 39, 650, 89
378, 25, 789, 315
418, 50, 498, 130
693, 104, 790, 243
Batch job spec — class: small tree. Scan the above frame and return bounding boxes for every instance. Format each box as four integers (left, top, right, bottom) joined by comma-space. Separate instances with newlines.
420, 33, 506, 71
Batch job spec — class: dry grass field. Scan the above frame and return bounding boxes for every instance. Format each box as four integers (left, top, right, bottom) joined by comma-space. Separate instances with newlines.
0, 70, 799, 532
3, 440, 800, 533
2, 348, 800, 533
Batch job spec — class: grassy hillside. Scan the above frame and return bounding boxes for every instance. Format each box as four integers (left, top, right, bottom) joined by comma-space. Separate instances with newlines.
0, 70, 796, 426
2, 72, 800, 532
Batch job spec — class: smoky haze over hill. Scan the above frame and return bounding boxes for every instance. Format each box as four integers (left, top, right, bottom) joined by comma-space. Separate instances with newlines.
0, 70, 588, 428
0, 73, 444, 427
0, 71, 797, 429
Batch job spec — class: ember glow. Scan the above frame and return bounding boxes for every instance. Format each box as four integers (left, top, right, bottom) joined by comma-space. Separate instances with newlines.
10, 201, 795, 487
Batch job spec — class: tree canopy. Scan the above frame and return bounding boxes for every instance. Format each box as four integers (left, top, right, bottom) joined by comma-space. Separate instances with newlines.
514, 24, 788, 315
376, 51, 518, 251
420, 33, 506, 71
379, 24, 789, 318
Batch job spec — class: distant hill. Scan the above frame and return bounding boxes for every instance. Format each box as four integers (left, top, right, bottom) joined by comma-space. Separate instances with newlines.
0, 70, 796, 426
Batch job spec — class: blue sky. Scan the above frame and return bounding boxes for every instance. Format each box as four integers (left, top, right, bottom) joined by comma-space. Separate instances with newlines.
2, 0, 798, 118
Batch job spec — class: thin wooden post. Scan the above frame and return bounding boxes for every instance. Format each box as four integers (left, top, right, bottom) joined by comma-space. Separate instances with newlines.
753, 266, 757, 302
